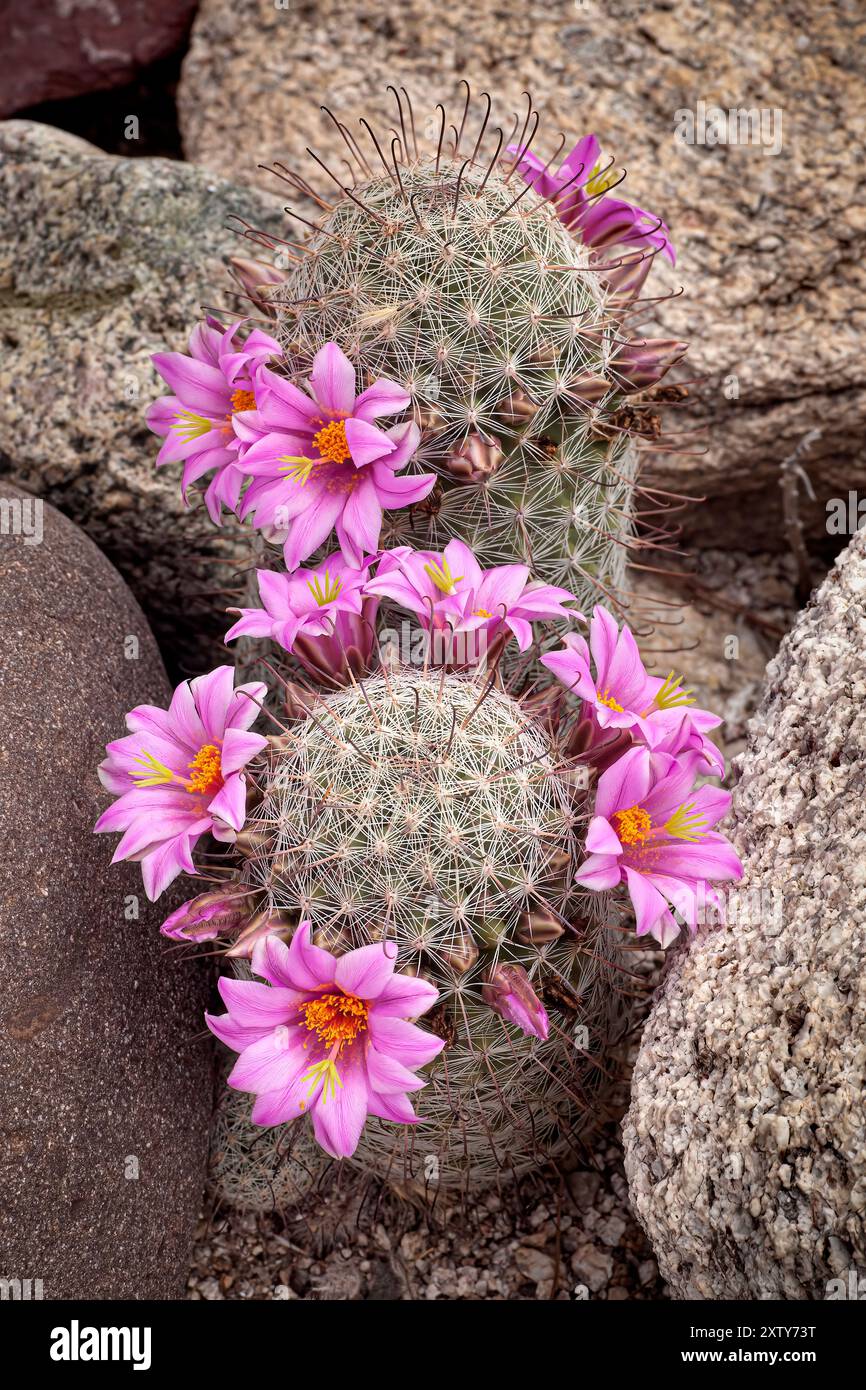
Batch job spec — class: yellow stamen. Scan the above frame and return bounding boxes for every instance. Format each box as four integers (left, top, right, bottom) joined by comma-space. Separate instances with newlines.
278, 455, 317, 485
649, 671, 696, 713
473, 607, 493, 618
131, 750, 183, 788
302, 1057, 344, 1104
186, 743, 223, 795
423, 557, 463, 595
307, 571, 343, 607
230, 388, 256, 414
662, 801, 706, 842
173, 408, 215, 444
597, 687, 624, 713
313, 418, 351, 465
613, 805, 652, 846
300, 991, 368, 1051
586, 161, 619, 198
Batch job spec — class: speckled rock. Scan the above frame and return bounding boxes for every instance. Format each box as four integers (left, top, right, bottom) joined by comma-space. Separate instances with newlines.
0, 0, 198, 117
0, 483, 213, 1300
632, 547, 798, 768
177, 0, 866, 547
623, 524, 866, 1299
0, 120, 282, 676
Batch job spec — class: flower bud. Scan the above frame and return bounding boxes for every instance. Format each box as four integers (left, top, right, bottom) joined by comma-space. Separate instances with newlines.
228, 256, 288, 315
496, 389, 539, 427
224, 909, 293, 958
159, 887, 251, 944
439, 929, 480, 975
610, 339, 687, 394
482, 963, 549, 1040
232, 826, 274, 857
517, 905, 564, 945
443, 434, 504, 484
566, 370, 612, 406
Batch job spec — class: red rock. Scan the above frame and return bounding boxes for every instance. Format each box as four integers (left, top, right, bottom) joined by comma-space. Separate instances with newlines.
0, 0, 198, 117
0, 482, 213, 1299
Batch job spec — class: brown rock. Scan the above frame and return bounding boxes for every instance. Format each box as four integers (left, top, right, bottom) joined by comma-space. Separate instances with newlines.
0, 1, 198, 117
632, 547, 799, 767
0, 483, 213, 1299
177, 0, 866, 548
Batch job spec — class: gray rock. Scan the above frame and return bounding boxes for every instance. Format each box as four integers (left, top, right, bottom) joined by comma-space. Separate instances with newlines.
623, 524, 866, 1299
513, 1245, 556, 1295
177, 0, 866, 548
1, 1, 198, 117
0, 120, 282, 676
0, 483, 213, 1299
570, 1242, 614, 1294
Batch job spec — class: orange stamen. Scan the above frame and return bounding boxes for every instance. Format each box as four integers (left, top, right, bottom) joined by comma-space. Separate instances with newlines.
186, 743, 223, 795
613, 805, 652, 846
300, 991, 368, 1052
313, 418, 352, 465
231, 388, 256, 414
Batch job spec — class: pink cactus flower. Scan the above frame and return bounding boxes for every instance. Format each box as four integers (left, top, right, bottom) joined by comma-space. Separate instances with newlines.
225, 553, 378, 685
146, 317, 282, 525
238, 343, 436, 569
541, 606, 723, 774
94, 666, 268, 900
509, 133, 675, 298
206, 922, 444, 1159
366, 539, 580, 663
576, 746, 743, 946
482, 964, 550, 1040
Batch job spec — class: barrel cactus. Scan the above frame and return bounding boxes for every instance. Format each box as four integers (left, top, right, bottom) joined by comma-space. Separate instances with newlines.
235, 664, 625, 1193
92, 85, 744, 1216
233, 86, 684, 612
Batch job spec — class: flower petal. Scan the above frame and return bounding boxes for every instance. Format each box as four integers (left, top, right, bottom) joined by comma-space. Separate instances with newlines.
334, 940, 398, 999
310, 1058, 369, 1158
373, 973, 439, 1018
368, 1014, 444, 1068
353, 377, 411, 421
310, 343, 357, 416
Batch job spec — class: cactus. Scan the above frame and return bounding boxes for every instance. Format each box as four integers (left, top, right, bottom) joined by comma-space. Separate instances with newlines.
109, 85, 697, 1209
238, 87, 684, 613
221, 663, 627, 1196
209, 1056, 326, 1213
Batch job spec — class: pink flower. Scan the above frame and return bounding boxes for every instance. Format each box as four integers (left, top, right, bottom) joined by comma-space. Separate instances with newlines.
146, 317, 281, 525
238, 343, 436, 569
206, 922, 444, 1159
541, 606, 723, 775
160, 886, 252, 943
366, 539, 580, 662
576, 746, 743, 946
509, 133, 675, 299
94, 666, 268, 900
225, 553, 377, 684
482, 964, 549, 1040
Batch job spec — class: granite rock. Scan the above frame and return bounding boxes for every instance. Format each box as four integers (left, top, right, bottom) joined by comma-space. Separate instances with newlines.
0, 482, 213, 1299
0, 119, 282, 677
177, 0, 866, 548
623, 524, 866, 1299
